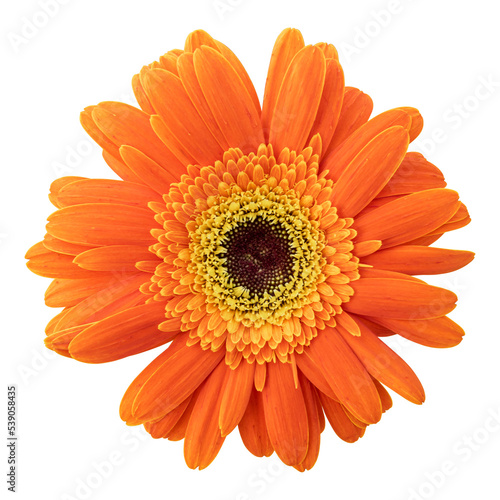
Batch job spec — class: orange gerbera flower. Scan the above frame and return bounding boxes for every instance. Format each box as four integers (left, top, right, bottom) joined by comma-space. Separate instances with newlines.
26, 28, 473, 471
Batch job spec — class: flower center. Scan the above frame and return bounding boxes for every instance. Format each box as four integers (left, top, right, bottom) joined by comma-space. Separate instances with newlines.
224, 217, 294, 297
190, 186, 325, 327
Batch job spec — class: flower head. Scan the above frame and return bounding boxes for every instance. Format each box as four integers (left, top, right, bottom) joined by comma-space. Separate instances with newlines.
27, 28, 473, 470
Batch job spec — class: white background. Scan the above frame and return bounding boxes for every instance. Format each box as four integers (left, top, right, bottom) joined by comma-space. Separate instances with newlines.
1, 0, 499, 499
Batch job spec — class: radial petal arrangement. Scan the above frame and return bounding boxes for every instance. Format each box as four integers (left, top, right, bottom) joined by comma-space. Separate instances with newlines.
26, 28, 473, 471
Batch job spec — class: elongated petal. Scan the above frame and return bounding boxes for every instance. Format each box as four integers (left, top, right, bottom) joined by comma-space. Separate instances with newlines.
317, 391, 365, 443
184, 30, 261, 114
119, 332, 189, 424
219, 361, 255, 436
322, 108, 411, 180
49, 176, 86, 208
353, 189, 461, 249
26, 242, 102, 279
346, 277, 457, 319
262, 28, 305, 139
119, 145, 177, 194
262, 361, 309, 465
378, 152, 446, 197
47, 204, 156, 246
238, 389, 273, 457
307, 59, 345, 156
176, 52, 229, 150
398, 107, 424, 141
140, 68, 224, 166
74, 245, 158, 272
295, 350, 339, 400
331, 126, 409, 217
306, 328, 382, 424
54, 273, 148, 332
324, 87, 373, 156
132, 343, 225, 421
337, 319, 425, 404
269, 45, 326, 153
132, 73, 155, 114
145, 395, 192, 438
193, 46, 264, 152
45, 275, 118, 307
362, 245, 475, 275
92, 102, 185, 173
184, 361, 228, 469
80, 106, 120, 161
294, 373, 321, 471
56, 178, 161, 208
102, 150, 144, 184
370, 315, 465, 348
215, 40, 261, 116
68, 302, 175, 363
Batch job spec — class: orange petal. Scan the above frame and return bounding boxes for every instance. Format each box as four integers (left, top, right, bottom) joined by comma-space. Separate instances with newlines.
323, 86, 373, 156
352, 240, 382, 258
132, 343, 225, 422
428, 202, 471, 236
184, 29, 219, 52
317, 391, 365, 443
74, 245, 158, 272
406, 233, 444, 247
337, 319, 425, 404
378, 152, 446, 198
119, 145, 177, 194
322, 108, 411, 180
176, 52, 229, 150
219, 361, 255, 436
362, 245, 474, 275
307, 58, 345, 156
269, 45, 326, 153
132, 73, 155, 114
80, 106, 120, 160
119, 332, 189, 424
26, 242, 103, 279
398, 107, 424, 141
45, 324, 91, 357
262, 28, 305, 140
346, 277, 457, 319
262, 361, 309, 465
370, 315, 465, 348
193, 46, 264, 153
140, 68, 224, 166
102, 150, 144, 184
49, 176, 86, 207
331, 126, 409, 217
184, 30, 261, 115
314, 42, 339, 60
353, 189, 461, 249
306, 328, 382, 424
215, 40, 262, 116
55, 178, 160, 208
184, 361, 229, 469
293, 373, 321, 472
238, 388, 274, 457
47, 204, 156, 246
144, 395, 192, 438
53, 273, 147, 332
92, 101, 185, 173
295, 350, 339, 401
372, 378, 393, 412
68, 302, 175, 363
165, 390, 198, 441
45, 275, 118, 307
